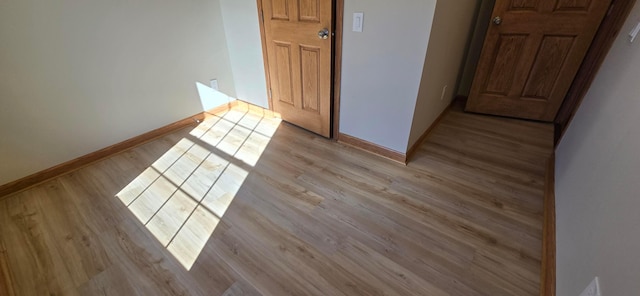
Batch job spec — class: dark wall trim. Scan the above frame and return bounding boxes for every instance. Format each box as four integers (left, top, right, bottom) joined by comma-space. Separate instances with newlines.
541, 154, 557, 296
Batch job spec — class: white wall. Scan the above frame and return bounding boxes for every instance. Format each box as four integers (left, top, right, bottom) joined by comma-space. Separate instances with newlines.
408, 0, 479, 148
219, 0, 269, 108
339, 0, 437, 153
0, 0, 236, 185
555, 3, 640, 295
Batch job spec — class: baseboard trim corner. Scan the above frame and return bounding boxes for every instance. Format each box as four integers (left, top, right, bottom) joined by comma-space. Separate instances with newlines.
338, 133, 407, 164
405, 102, 453, 163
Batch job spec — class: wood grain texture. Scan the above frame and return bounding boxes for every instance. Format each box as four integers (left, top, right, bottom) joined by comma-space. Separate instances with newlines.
338, 133, 407, 164
0, 102, 237, 200
259, 0, 343, 139
274, 42, 295, 104
511, 0, 538, 10
0, 242, 16, 296
332, 0, 344, 139
467, 0, 612, 121
522, 36, 575, 99
0, 103, 553, 295
554, 0, 636, 145
271, 0, 290, 20
555, 0, 592, 11
261, 0, 332, 137
300, 45, 321, 112
299, 0, 320, 22
541, 155, 556, 296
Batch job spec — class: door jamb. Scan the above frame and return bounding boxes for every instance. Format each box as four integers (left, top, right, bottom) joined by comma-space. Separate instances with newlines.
255, 0, 344, 139
256, 0, 273, 111
554, 0, 637, 146
332, 0, 344, 140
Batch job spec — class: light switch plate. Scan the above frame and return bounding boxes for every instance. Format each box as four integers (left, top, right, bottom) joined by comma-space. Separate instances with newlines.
579, 277, 601, 296
353, 12, 364, 32
210, 79, 219, 91
630, 21, 640, 43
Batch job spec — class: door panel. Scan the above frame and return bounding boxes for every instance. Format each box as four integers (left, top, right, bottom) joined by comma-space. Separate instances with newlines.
299, 0, 320, 22
466, 0, 611, 121
484, 34, 528, 95
521, 35, 576, 99
555, 0, 592, 11
510, 0, 538, 10
274, 42, 294, 105
271, 0, 289, 20
261, 0, 332, 137
300, 46, 321, 112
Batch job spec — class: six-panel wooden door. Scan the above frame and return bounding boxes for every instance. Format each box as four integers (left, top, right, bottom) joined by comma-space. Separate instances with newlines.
466, 0, 612, 121
261, 0, 333, 137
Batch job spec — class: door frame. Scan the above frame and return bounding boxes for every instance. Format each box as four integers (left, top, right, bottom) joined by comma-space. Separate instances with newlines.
554, 0, 637, 145
256, 0, 344, 139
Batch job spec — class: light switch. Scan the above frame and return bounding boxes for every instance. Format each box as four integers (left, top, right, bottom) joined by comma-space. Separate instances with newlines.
210, 79, 219, 91
353, 12, 364, 32
630, 21, 640, 43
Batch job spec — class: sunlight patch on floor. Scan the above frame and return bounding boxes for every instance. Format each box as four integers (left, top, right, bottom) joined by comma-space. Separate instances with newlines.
115, 105, 281, 269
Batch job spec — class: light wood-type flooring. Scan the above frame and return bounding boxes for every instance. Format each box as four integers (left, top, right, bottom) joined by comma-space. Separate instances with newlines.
0, 102, 553, 295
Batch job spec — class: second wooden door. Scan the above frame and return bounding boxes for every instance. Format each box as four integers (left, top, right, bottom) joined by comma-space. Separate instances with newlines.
261, 0, 333, 137
466, 0, 612, 121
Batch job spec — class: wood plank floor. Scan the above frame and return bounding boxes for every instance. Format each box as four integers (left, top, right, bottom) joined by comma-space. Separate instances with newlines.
0, 102, 553, 295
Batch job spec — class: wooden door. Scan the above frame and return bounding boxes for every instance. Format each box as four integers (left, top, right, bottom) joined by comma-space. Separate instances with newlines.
466, 0, 612, 121
260, 0, 332, 137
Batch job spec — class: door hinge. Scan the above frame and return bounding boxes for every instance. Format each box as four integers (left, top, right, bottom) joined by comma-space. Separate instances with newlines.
261, 9, 265, 22
268, 88, 272, 98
